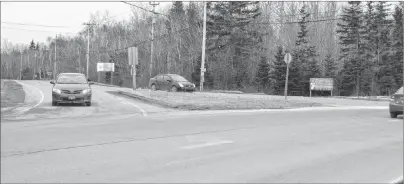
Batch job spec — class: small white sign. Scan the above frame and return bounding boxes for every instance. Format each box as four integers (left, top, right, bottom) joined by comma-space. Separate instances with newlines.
97, 63, 115, 72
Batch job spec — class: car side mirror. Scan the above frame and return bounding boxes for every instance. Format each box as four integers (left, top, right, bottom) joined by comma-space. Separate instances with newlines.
50, 81, 55, 84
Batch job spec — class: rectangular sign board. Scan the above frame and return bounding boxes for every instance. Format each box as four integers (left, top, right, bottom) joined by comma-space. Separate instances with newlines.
128, 47, 138, 65
310, 78, 334, 91
97, 63, 115, 72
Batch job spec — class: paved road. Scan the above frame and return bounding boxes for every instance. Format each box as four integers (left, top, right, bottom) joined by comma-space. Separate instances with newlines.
1, 81, 403, 183
0, 80, 173, 121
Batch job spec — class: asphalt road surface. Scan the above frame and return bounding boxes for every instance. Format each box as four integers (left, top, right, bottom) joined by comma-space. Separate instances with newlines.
1, 81, 403, 183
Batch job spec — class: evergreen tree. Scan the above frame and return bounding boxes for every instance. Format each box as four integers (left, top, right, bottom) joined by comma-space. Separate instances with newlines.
360, 1, 377, 95
291, 5, 320, 96
337, 1, 363, 96
254, 56, 270, 92
375, 1, 394, 95
391, 3, 403, 89
323, 53, 337, 78
207, 2, 262, 89
29, 40, 36, 50
272, 46, 286, 95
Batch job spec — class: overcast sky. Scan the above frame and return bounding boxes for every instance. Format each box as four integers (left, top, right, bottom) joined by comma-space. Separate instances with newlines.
1, 2, 171, 45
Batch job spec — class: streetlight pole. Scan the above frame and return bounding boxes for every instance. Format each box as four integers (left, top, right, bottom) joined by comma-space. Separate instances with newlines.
200, 1, 207, 92
54, 34, 57, 80
149, 1, 159, 78
83, 22, 95, 79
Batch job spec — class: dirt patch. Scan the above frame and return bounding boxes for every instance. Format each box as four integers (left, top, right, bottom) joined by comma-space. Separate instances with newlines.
1, 80, 25, 110
116, 89, 323, 111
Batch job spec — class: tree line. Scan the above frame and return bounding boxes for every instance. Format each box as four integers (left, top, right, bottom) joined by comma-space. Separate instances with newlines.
1, 1, 403, 96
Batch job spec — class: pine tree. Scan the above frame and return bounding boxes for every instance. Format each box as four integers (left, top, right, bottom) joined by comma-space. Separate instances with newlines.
291, 5, 320, 96
272, 46, 286, 95
360, 1, 377, 95
207, 2, 261, 89
391, 3, 403, 89
323, 53, 337, 78
375, 1, 394, 95
337, 1, 363, 96
254, 56, 270, 92
29, 40, 36, 50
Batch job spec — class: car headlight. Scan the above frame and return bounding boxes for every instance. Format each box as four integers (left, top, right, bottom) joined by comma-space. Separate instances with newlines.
82, 89, 92, 94
192, 83, 195, 87
52, 88, 61, 94
390, 96, 395, 102
178, 83, 184, 87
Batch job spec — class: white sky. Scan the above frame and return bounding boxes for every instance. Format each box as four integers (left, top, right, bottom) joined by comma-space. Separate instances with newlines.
1, 1, 171, 45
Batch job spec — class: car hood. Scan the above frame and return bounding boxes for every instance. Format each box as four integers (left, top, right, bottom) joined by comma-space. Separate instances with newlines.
54, 83, 90, 90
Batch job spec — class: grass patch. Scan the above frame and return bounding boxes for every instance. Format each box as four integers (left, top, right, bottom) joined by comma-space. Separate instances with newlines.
1, 80, 25, 109
117, 89, 323, 111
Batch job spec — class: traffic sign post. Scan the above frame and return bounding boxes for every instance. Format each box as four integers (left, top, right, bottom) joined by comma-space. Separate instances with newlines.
284, 53, 292, 100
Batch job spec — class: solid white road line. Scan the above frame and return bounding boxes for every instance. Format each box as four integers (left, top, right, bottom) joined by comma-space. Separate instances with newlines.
14, 80, 44, 114
180, 140, 234, 150
390, 176, 403, 184
120, 101, 148, 116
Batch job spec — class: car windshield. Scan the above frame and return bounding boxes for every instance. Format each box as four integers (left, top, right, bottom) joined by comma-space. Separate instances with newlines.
395, 87, 403, 95
170, 75, 188, 82
57, 75, 87, 84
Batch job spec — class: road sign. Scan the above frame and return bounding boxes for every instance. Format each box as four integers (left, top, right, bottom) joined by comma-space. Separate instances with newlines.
97, 63, 115, 72
128, 47, 138, 65
310, 78, 334, 91
284, 53, 292, 64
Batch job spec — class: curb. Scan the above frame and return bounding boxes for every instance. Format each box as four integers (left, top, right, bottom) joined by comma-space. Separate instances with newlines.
117, 90, 180, 109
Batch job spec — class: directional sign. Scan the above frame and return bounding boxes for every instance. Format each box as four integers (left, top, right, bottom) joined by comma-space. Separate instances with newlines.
310, 78, 334, 91
284, 53, 292, 64
97, 63, 115, 72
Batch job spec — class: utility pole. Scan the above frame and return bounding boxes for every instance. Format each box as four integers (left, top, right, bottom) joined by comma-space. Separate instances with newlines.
83, 22, 95, 79
78, 47, 81, 73
54, 34, 57, 80
20, 51, 23, 80
200, 1, 207, 92
149, 1, 159, 78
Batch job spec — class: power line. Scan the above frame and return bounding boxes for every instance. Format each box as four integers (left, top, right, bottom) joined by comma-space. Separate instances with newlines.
92, 23, 201, 54
1, 21, 82, 28
121, 1, 171, 19
1, 26, 79, 35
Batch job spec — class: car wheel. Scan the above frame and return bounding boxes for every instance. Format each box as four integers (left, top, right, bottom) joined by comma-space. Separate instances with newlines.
171, 85, 177, 92
151, 84, 157, 91
52, 101, 57, 106
86, 102, 92, 106
390, 112, 398, 118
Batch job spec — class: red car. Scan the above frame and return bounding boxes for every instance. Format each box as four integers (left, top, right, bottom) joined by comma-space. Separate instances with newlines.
149, 74, 196, 92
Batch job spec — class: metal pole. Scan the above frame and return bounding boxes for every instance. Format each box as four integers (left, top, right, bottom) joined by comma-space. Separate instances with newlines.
284, 62, 289, 100
20, 52, 23, 80
402, 7, 404, 89
200, 1, 207, 92
111, 71, 114, 85
149, 2, 159, 78
54, 34, 57, 80
86, 25, 90, 78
